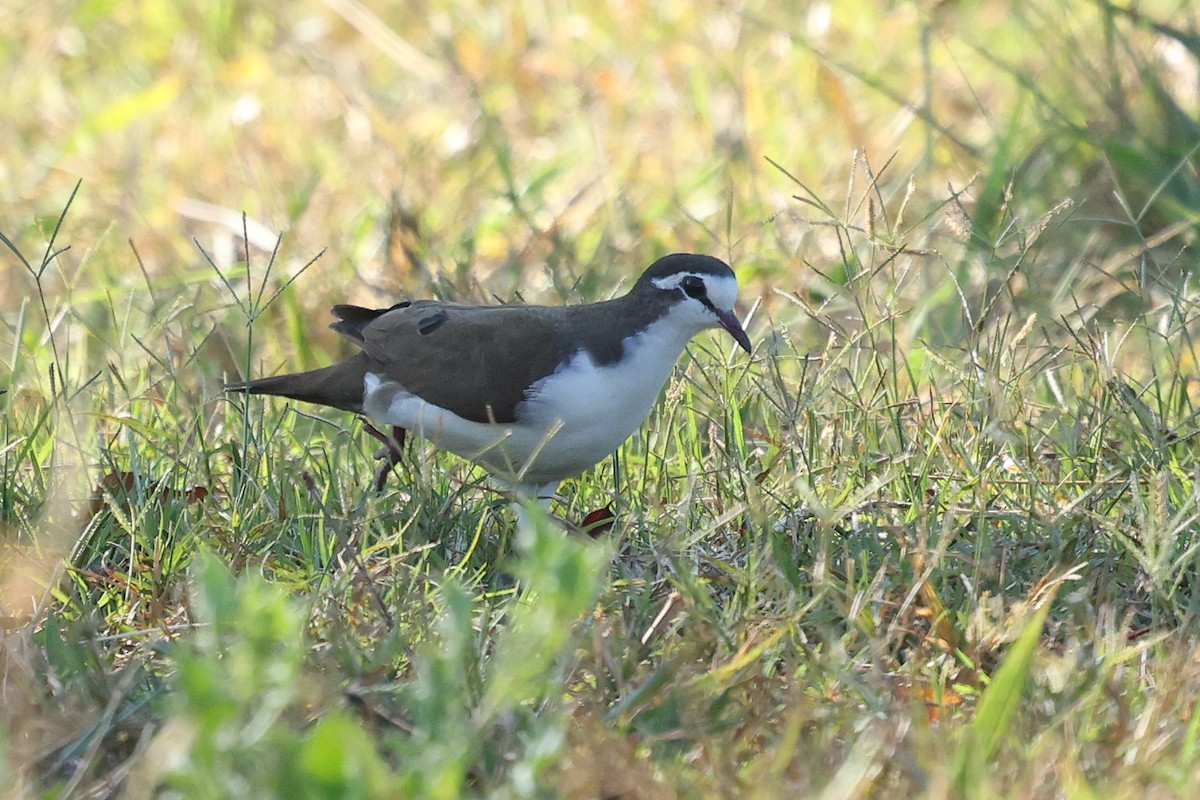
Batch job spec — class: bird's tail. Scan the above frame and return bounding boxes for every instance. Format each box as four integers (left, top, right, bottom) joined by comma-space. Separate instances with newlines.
226, 357, 368, 414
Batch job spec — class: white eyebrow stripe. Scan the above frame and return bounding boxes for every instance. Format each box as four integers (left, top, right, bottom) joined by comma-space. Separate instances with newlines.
651, 272, 705, 291
652, 271, 739, 312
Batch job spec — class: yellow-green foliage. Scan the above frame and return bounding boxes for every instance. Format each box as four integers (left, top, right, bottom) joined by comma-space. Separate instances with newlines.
3, 0, 1200, 797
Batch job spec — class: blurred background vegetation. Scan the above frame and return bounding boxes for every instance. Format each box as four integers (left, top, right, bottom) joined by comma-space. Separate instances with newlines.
5, 0, 1195, 324
3, 0, 1200, 797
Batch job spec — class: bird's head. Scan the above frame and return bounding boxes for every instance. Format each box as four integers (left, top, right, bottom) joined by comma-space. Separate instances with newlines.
637, 253, 752, 353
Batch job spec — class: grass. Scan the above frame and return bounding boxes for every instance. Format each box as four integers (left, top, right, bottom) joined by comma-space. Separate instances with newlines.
3, 0, 1200, 796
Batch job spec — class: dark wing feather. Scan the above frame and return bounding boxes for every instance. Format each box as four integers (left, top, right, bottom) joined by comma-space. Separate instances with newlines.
330, 302, 411, 345
354, 302, 579, 423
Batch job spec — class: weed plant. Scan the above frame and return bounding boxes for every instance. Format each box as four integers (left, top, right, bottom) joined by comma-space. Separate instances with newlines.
3, 0, 1200, 797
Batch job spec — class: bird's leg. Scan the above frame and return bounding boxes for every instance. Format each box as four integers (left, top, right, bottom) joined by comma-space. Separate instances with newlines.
513, 482, 559, 534
362, 422, 407, 492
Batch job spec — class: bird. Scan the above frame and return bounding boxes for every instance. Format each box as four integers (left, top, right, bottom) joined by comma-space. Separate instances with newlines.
228, 253, 751, 510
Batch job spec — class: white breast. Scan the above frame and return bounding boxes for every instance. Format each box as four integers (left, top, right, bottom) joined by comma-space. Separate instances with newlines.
514, 317, 695, 480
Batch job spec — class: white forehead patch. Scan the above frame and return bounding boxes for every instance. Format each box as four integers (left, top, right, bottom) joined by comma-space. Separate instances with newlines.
652, 271, 740, 312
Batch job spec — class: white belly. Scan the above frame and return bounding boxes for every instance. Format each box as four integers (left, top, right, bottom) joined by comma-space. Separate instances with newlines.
362, 318, 693, 489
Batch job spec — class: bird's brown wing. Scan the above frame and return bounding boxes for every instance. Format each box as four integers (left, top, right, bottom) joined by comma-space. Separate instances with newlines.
354, 301, 578, 423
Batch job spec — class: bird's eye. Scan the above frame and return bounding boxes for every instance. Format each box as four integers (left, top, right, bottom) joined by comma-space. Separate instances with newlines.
680, 276, 706, 299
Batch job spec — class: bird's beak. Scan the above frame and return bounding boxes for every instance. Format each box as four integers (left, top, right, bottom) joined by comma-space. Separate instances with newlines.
714, 308, 752, 353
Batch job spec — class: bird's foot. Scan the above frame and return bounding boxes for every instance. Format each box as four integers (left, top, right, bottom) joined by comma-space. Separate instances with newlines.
363, 422, 407, 492
580, 505, 616, 537
511, 490, 614, 536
